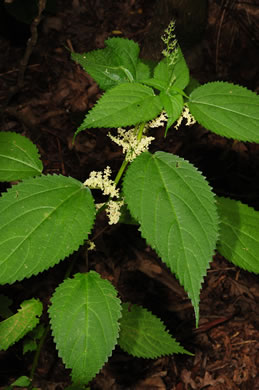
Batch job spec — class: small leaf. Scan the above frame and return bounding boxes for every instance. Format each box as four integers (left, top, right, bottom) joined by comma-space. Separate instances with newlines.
118, 303, 192, 358
159, 91, 184, 134
0, 175, 95, 284
141, 77, 168, 92
188, 82, 259, 142
76, 83, 162, 133
72, 37, 140, 91
49, 271, 122, 385
0, 298, 42, 351
217, 197, 259, 273
135, 60, 150, 81
154, 49, 189, 90
0, 132, 43, 181
23, 323, 45, 354
10, 375, 31, 387
106, 37, 140, 79
172, 49, 190, 89
123, 152, 218, 324
23, 338, 37, 354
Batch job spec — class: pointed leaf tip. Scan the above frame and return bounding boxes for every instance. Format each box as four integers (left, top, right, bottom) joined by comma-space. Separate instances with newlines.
0, 132, 43, 181
0, 298, 42, 351
118, 303, 192, 358
188, 82, 259, 142
76, 82, 162, 132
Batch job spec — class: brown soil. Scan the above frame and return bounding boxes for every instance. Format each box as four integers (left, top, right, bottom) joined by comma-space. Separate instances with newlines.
0, 1, 259, 389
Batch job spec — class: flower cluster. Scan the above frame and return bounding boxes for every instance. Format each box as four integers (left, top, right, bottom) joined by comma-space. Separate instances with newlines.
84, 167, 124, 225
83, 166, 119, 198
161, 20, 179, 66
174, 105, 196, 130
87, 240, 96, 251
148, 111, 168, 128
108, 128, 155, 162
105, 199, 124, 225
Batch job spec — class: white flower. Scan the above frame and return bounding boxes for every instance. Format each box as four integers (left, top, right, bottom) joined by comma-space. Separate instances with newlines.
83, 166, 119, 198
87, 240, 96, 251
148, 111, 168, 128
174, 106, 196, 130
106, 199, 124, 225
108, 128, 154, 162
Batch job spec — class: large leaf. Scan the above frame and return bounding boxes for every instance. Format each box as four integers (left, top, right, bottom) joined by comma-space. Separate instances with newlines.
123, 151, 218, 324
118, 303, 191, 358
49, 271, 121, 385
0, 175, 95, 284
217, 197, 259, 273
0, 298, 42, 351
76, 83, 162, 134
72, 37, 141, 91
188, 82, 259, 142
0, 132, 43, 181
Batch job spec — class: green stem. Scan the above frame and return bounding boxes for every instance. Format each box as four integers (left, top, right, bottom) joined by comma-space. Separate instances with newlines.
137, 122, 146, 141
29, 325, 49, 384
94, 122, 148, 218
114, 159, 129, 186
114, 122, 146, 186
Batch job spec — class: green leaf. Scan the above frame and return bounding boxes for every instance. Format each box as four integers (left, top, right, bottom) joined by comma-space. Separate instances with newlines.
10, 375, 31, 387
72, 37, 140, 91
135, 60, 150, 81
9, 376, 31, 388
23, 338, 37, 354
123, 151, 218, 324
76, 83, 162, 134
118, 303, 192, 358
23, 323, 45, 354
159, 91, 184, 134
154, 49, 189, 91
49, 271, 122, 385
172, 49, 190, 90
141, 49, 189, 94
0, 132, 43, 181
217, 197, 259, 273
188, 82, 259, 142
106, 37, 140, 79
0, 175, 95, 284
0, 298, 42, 351
142, 78, 168, 91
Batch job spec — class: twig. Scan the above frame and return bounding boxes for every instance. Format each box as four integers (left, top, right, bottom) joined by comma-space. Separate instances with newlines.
6, 0, 47, 104
17, 0, 47, 89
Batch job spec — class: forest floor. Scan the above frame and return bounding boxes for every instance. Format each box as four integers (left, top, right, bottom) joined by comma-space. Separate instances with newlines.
0, 0, 259, 389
